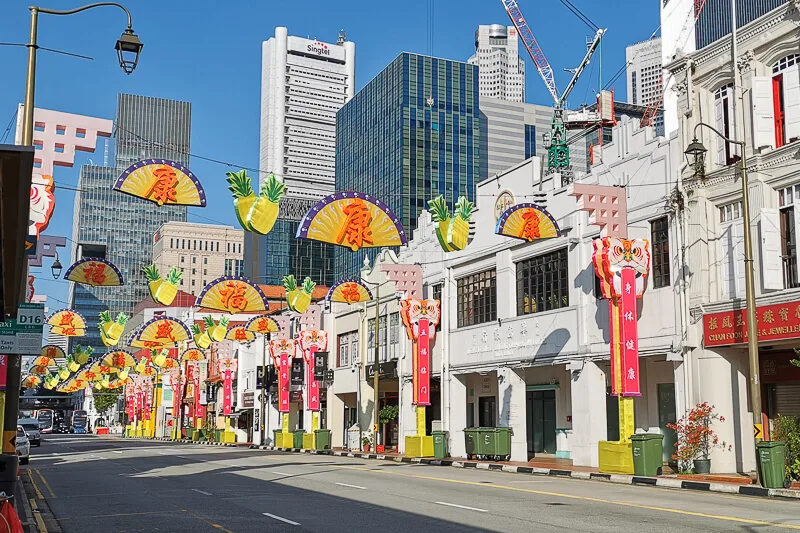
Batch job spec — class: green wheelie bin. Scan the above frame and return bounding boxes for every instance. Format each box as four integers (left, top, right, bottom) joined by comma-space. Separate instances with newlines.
482, 427, 513, 461
315, 429, 332, 450
756, 441, 787, 489
292, 429, 305, 449
631, 433, 664, 476
432, 431, 449, 459
464, 428, 481, 460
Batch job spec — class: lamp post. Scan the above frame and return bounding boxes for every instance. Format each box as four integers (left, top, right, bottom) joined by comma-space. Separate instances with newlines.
684, 122, 763, 481
51, 251, 62, 279
21, 2, 143, 146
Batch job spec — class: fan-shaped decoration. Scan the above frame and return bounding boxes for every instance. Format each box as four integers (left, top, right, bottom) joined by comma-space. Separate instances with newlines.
113, 159, 207, 207
46, 309, 87, 337
138, 365, 158, 377
64, 258, 124, 287
296, 192, 407, 251
180, 348, 205, 362
196, 276, 268, 314
29, 365, 51, 376
159, 357, 180, 370
135, 316, 191, 346
22, 375, 42, 388
225, 326, 256, 343
89, 362, 113, 375
32, 355, 57, 367
495, 203, 561, 243
101, 350, 136, 370
41, 345, 66, 361
244, 315, 280, 336
106, 379, 130, 390
76, 369, 99, 382
326, 278, 373, 304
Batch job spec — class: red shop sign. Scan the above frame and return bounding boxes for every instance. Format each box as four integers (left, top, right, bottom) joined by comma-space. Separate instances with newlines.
704, 300, 800, 347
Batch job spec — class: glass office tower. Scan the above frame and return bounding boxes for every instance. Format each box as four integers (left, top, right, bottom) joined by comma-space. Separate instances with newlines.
334, 52, 486, 278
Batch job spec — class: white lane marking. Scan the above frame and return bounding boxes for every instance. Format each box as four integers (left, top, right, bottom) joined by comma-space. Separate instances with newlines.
111, 450, 123, 454
191, 489, 213, 496
272, 471, 293, 476
435, 502, 488, 513
262, 512, 300, 526
335, 482, 366, 490
156, 451, 169, 455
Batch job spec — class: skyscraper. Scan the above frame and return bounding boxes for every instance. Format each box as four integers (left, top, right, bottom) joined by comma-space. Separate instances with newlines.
695, 0, 783, 49
335, 52, 486, 278
70, 94, 191, 352
626, 38, 662, 108
467, 25, 525, 102
249, 27, 355, 287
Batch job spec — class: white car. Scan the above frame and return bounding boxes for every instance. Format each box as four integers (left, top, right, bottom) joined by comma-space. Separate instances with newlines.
16, 426, 30, 465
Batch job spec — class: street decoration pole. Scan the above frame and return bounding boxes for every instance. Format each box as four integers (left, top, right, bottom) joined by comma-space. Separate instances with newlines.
269, 338, 296, 447
217, 356, 237, 443
299, 330, 328, 448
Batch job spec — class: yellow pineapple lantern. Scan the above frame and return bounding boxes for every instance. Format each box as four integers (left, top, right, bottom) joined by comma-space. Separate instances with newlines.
203, 316, 229, 342
57, 365, 70, 380
428, 195, 474, 252
151, 349, 168, 368
283, 275, 315, 314
143, 265, 183, 305
191, 323, 212, 349
66, 354, 80, 373
73, 345, 93, 365
99, 311, 129, 347
227, 170, 286, 235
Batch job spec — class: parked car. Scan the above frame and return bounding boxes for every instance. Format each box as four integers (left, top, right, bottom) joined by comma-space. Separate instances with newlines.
16, 426, 30, 465
18, 418, 41, 446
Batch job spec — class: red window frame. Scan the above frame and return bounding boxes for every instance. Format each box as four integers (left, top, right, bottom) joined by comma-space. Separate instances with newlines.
773, 74, 786, 148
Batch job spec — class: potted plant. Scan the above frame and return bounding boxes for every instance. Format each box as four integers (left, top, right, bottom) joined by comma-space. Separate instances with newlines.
668, 402, 730, 474
361, 434, 373, 452
378, 405, 399, 453
773, 414, 800, 484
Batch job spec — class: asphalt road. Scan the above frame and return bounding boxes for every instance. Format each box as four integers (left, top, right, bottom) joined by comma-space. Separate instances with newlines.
21, 434, 800, 533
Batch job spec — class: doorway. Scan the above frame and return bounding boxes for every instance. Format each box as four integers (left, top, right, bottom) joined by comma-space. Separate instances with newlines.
657, 383, 677, 464
478, 396, 496, 427
526, 389, 556, 455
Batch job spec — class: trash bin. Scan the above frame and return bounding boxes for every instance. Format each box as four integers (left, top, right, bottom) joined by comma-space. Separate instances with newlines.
273, 429, 281, 447
214, 429, 221, 442
631, 433, 664, 477
293, 429, 305, 449
756, 441, 787, 489
432, 431, 449, 459
315, 429, 332, 450
482, 427, 513, 461
464, 428, 480, 459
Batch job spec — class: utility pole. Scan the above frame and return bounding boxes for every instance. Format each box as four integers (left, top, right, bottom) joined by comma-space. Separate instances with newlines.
373, 290, 380, 446
260, 332, 267, 445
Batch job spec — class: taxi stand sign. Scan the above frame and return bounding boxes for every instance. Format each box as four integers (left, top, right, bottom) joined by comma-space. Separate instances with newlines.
0, 303, 44, 355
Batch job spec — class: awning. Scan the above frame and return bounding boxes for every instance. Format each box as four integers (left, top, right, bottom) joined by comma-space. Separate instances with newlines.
0, 145, 34, 318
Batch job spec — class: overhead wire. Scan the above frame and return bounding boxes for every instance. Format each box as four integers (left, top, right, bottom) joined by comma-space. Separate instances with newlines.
558, 0, 599, 31
0, 108, 18, 144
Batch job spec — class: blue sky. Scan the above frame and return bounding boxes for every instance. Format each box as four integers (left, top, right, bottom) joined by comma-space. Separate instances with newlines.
0, 0, 659, 306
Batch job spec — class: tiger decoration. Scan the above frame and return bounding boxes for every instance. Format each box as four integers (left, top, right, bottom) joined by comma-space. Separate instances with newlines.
592, 237, 651, 299
399, 299, 441, 341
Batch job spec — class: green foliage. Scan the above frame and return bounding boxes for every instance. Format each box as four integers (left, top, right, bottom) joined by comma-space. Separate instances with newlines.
773, 415, 800, 480
94, 389, 121, 416
379, 405, 399, 424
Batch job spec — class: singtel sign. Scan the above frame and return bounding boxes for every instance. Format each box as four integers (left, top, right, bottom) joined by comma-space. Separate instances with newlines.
307, 43, 330, 56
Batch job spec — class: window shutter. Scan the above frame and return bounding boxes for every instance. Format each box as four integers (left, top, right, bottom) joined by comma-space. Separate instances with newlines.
783, 64, 800, 141
733, 221, 746, 298
794, 204, 800, 282
719, 224, 736, 299
715, 96, 726, 166
726, 93, 741, 157
751, 76, 775, 150
760, 208, 783, 290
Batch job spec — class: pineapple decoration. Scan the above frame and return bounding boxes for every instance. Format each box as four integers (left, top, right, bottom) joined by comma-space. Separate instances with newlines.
204, 316, 229, 342
66, 354, 80, 373
151, 349, 168, 368
226, 170, 287, 235
191, 323, 212, 350
427, 195, 474, 252
98, 311, 129, 347
283, 275, 316, 314
73, 345, 93, 365
57, 365, 70, 381
143, 265, 183, 305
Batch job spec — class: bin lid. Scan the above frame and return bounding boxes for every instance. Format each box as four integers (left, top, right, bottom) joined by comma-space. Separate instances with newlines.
755, 440, 785, 448
631, 433, 664, 440
431, 430, 447, 436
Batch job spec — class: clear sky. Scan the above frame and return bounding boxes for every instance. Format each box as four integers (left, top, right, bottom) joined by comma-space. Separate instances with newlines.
0, 0, 660, 308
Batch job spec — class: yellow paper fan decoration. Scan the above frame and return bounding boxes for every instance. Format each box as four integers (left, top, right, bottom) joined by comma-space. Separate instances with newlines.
113, 159, 207, 207
64, 258, 124, 286
225, 326, 256, 343
326, 278, 373, 304
494, 203, 561, 243
196, 276, 268, 314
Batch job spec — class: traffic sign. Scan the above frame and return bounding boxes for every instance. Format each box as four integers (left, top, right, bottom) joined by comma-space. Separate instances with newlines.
0, 303, 44, 354
754, 424, 762, 439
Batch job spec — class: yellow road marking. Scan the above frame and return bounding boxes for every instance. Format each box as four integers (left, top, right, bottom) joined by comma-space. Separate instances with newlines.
27, 470, 44, 500
263, 458, 800, 531
29, 499, 48, 533
57, 510, 184, 521
35, 469, 56, 499
180, 507, 237, 533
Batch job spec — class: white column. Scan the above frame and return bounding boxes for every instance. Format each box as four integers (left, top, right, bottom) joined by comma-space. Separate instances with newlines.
448, 374, 468, 458
495, 249, 515, 320
497, 368, 527, 462
570, 360, 608, 467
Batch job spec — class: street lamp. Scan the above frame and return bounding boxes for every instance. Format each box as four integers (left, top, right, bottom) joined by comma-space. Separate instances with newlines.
21, 2, 143, 146
684, 122, 763, 479
51, 252, 62, 279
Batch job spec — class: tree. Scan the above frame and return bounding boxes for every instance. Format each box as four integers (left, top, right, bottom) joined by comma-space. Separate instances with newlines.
93, 390, 122, 416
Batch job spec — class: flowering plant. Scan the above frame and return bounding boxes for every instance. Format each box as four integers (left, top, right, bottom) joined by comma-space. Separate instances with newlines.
667, 402, 731, 471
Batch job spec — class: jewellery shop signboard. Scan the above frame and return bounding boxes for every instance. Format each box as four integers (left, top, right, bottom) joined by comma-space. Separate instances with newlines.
703, 300, 800, 347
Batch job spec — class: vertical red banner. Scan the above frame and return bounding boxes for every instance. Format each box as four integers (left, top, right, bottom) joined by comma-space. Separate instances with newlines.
279, 354, 290, 413
135, 392, 143, 419
143, 388, 152, 420
126, 394, 134, 419
223, 370, 233, 416
307, 346, 320, 411
417, 318, 431, 406
194, 365, 204, 420
620, 267, 641, 396
0, 354, 8, 389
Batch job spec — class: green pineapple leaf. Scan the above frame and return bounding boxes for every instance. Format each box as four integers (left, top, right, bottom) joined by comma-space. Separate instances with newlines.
301, 277, 317, 295
142, 264, 161, 282
455, 196, 475, 221
166, 267, 183, 284
427, 196, 450, 222
282, 274, 298, 291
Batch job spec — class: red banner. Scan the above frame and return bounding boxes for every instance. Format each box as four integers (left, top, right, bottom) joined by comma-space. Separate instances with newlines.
126, 394, 134, 419
703, 300, 800, 347
417, 318, 431, 406
307, 346, 320, 411
143, 386, 152, 420
620, 268, 641, 396
193, 364, 204, 420
223, 370, 233, 416
0, 355, 8, 389
279, 354, 290, 413
135, 391, 142, 419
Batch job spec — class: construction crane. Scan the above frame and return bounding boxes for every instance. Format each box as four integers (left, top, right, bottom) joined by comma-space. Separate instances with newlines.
640, 0, 708, 127
502, 0, 608, 170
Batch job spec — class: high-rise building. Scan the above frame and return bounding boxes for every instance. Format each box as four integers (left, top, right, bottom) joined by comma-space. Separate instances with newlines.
335, 52, 486, 278
695, 0, 783, 49
250, 27, 355, 287
70, 94, 191, 353
467, 24, 525, 102
480, 97, 587, 178
152, 222, 244, 296
626, 38, 662, 108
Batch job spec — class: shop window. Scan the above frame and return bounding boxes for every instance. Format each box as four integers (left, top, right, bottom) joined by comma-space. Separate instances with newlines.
718, 203, 745, 299
772, 54, 800, 148
516, 249, 568, 316
456, 269, 497, 327
650, 217, 671, 289
778, 185, 800, 289
713, 84, 740, 166
368, 312, 399, 362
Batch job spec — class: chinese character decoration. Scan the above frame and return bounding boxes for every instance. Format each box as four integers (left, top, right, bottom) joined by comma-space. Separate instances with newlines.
113, 159, 207, 207
495, 203, 561, 243
196, 276, 269, 314
592, 237, 651, 299
125, 381, 136, 419
296, 192, 407, 251
225, 326, 256, 344
34, 345, 64, 367
428, 195, 475, 252
100, 350, 136, 381
244, 315, 280, 336
269, 339, 297, 414
226, 170, 287, 235
46, 309, 87, 337
64, 257, 124, 287
326, 278, 373, 305
143, 265, 183, 305
135, 317, 191, 348
283, 275, 317, 314
98, 311, 129, 347
22, 375, 42, 389
217, 356, 238, 416
298, 330, 328, 412
180, 348, 206, 362
400, 299, 441, 408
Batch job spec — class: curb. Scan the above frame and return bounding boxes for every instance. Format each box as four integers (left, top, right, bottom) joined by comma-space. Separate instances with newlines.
126, 436, 236, 447
245, 445, 800, 501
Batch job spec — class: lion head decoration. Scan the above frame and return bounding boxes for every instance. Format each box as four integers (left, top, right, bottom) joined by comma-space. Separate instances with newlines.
592, 238, 651, 299
399, 299, 441, 340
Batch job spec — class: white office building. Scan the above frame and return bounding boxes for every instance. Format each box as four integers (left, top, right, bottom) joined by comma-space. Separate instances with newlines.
468, 24, 525, 103
259, 26, 356, 201
626, 37, 662, 108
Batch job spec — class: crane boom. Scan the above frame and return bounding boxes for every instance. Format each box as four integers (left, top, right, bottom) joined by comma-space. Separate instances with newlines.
559, 28, 605, 104
502, 0, 559, 104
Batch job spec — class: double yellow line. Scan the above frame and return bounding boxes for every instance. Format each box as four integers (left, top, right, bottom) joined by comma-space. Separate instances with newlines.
27, 469, 56, 533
